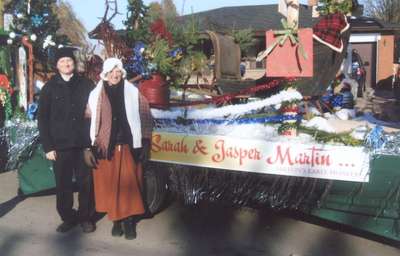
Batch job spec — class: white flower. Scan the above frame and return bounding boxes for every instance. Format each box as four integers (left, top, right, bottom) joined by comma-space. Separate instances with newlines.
30, 34, 37, 42
58, 44, 64, 48
7, 39, 13, 45
16, 13, 24, 19
9, 32, 16, 39
43, 35, 56, 49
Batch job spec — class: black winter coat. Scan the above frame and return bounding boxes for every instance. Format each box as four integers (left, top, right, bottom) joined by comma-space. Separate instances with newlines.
38, 73, 95, 153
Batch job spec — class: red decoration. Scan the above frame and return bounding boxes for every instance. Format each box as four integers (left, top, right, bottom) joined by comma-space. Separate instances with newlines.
139, 74, 170, 109
0, 74, 14, 95
266, 28, 313, 77
150, 19, 173, 46
21, 36, 34, 104
169, 78, 296, 107
281, 129, 297, 136
313, 13, 349, 53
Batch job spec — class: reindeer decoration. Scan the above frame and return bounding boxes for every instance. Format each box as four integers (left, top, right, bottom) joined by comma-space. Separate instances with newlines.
88, 0, 132, 60
83, 45, 104, 83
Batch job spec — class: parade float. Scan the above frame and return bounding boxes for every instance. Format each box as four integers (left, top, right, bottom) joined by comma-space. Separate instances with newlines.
1, 0, 400, 243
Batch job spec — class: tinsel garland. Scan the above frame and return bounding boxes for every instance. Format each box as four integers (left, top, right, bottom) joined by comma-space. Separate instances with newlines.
151, 88, 303, 120
278, 122, 298, 135
331, 94, 343, 109
278, 91, 301, 135
0, 119, 39, 172
168, 78, 296, 107
155, 114, 301, 127
154, 163, 331, 211
364, 126, 400, 155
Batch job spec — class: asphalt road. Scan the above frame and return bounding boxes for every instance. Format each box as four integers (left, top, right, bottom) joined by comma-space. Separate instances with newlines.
0, 171, 399, 256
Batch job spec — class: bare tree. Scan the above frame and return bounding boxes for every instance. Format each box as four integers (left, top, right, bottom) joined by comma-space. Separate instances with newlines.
148, 1, 163, 22
161, 0, 178, 21
364, 0, 400, 23
56, 1, 89, 48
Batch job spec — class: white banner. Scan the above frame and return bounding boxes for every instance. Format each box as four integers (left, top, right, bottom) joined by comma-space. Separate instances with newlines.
151, 132, 370, 182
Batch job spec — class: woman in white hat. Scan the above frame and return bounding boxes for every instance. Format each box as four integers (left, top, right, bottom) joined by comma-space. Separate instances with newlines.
84, 57, 153, 240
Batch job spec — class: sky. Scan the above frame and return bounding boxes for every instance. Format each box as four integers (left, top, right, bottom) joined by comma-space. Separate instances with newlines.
66, 0, 278, 32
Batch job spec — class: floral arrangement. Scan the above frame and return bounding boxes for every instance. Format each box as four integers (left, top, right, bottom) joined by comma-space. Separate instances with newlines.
124, 7, 207, 87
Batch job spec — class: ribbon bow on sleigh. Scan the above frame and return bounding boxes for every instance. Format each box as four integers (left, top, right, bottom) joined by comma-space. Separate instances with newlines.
256, 19, 308, 73
256, 19, 308, 63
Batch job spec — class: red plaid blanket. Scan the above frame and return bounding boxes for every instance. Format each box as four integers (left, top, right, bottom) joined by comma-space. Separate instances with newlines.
313, 13, 350, 53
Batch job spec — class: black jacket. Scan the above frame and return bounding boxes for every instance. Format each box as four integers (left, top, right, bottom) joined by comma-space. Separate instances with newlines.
38, 73, 95, 153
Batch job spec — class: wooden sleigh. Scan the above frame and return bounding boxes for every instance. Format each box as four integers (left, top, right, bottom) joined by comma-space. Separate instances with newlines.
208, 28, 350, 97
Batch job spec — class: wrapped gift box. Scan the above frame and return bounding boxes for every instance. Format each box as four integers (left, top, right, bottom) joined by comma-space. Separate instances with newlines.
266, 28, 313, 77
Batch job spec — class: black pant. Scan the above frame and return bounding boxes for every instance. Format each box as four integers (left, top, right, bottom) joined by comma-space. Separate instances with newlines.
53, 148, 95, 223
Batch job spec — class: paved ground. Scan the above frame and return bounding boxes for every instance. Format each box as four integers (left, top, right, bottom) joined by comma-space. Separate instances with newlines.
0, 171, 399, 256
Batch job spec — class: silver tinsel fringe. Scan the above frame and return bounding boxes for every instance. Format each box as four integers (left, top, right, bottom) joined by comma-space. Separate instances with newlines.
0, 119, 39, 172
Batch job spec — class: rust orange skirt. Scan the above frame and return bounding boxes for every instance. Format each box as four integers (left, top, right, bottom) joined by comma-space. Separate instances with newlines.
93, 144, 145, 221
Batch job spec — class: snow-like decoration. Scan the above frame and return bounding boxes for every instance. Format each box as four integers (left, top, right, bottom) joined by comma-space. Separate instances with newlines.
151, 89, 303, 120
303, 116, 335, 133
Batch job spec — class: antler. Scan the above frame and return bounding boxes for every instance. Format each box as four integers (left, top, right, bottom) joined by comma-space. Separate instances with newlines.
103, 0, 119, 23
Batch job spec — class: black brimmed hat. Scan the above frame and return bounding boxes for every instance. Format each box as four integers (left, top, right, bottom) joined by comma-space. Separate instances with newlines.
54, 47, 76, 64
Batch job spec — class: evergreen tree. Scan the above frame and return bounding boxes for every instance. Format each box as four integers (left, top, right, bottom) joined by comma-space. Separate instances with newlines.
5, 0, 68, 63
124, 0, 150, 44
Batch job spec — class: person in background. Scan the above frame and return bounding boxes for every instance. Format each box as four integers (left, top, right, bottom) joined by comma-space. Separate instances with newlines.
37, 47, 96, 233
393, 65, 400, 104
240, 59, 246, 77
84, 58, 153, 240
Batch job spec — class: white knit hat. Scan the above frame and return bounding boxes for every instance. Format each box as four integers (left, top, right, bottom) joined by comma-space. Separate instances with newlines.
99, 57, 127, 81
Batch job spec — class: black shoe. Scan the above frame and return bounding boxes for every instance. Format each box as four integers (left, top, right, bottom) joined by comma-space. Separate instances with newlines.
56, 221, 77, 233
122, 218, 137, 240
80, 221, 96, 233
111, 221, 123, 237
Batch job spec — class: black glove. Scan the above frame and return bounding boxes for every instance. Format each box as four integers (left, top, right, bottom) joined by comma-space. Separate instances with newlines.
83, 148, 98, 169
139, 139, 151, 163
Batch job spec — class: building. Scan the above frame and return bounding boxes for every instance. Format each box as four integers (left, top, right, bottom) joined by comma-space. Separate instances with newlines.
349, 16, 400, 89
185, 4, 400, 91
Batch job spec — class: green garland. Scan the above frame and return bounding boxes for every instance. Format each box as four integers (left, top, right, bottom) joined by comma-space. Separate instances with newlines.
0, 88, 13, 120
278, 122, 298, 135
299, 126, 363, 146
318, 0, 353, 15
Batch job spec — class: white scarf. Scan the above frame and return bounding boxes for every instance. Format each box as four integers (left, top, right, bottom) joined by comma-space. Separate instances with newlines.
88, 80, 143, 148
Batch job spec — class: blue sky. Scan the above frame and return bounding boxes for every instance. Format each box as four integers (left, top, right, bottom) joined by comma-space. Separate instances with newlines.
66, 0, 278, 31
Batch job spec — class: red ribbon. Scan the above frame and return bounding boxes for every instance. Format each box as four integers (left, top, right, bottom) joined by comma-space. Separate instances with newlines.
170, 78, 296, 107
280, 106, 299, 113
